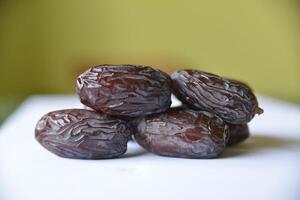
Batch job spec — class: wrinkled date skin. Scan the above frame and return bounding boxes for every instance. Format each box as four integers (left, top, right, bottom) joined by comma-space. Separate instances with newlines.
171, 70, 263, 124
35, 109, 132, 159
134, 107, 228, 158
77, 64, 172, 118
227, 124, 250, 146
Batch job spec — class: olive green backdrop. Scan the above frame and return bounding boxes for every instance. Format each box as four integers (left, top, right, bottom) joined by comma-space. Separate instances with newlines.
0, 0, 300, 122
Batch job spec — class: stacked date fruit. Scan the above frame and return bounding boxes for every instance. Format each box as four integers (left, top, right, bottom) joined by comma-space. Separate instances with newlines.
35, 65, 263, 159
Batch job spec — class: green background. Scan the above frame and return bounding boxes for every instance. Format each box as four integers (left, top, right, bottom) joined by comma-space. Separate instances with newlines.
0, 0, 300, 123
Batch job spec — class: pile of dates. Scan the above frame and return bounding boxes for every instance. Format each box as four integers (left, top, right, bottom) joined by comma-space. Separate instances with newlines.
35, 64, 263, 159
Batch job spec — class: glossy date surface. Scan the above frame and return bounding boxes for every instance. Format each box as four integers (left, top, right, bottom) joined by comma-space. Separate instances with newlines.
171, 70, 263, 124
227, 124, 250, 146
76, 64, 172, 117
35, 109, 132, 159
134, 107, 228, 158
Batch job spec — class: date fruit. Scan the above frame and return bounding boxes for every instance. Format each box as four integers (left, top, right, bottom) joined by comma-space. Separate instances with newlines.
76, 64, 172, 117
35, 109, 132, 159
171, 70, 263, 124
134, 107, 228, 158
227, 124, 249, 146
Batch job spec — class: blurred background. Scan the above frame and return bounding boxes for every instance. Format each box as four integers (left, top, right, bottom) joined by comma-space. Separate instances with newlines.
0, 0, 300, 124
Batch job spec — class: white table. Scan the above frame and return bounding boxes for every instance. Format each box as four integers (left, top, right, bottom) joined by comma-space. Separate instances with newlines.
1, 95, 300, 200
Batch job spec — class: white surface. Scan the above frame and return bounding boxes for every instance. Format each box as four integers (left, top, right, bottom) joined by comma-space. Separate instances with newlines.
0, 95, 300, 200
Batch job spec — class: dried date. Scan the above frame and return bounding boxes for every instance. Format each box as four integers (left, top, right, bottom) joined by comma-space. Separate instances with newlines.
134, 107, 228, 158
76, 64, 172, 117
35, 109, 132, 159
171, 70, 263, 124
227, 124, 249, 146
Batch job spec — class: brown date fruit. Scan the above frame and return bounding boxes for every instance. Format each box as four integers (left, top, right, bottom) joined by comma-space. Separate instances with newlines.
134, 107, 228, 158
227, 124, 250, 146
35, 109, 132, 159
171, 70, 263, 124
76, 64, 172, 118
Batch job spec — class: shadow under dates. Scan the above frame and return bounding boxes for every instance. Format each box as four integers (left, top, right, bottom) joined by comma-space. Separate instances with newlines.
122, 148, 148, 159
221, 134, 300, 158
58, 135, 300, 160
